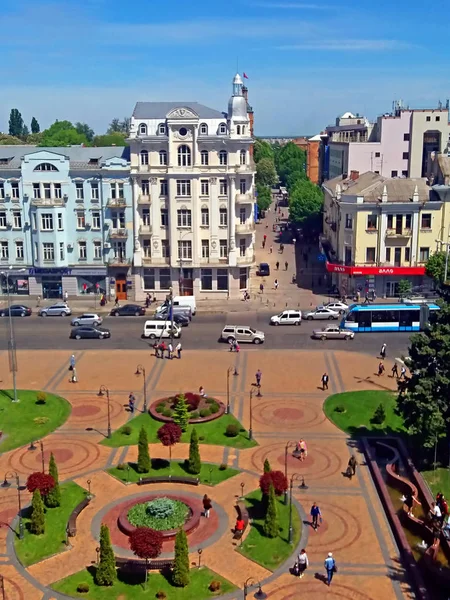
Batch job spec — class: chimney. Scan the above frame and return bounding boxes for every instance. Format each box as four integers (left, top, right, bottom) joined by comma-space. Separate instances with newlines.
349, 170, 359, 181
242, 85, 248, 102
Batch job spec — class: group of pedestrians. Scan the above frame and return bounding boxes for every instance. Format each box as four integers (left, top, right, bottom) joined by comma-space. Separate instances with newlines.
153, 341, 182, 359
377, 343, 407, 378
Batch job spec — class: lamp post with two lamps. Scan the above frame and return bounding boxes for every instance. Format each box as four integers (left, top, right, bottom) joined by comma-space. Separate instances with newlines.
226, 366, 234, 414
284, 440, 297, 505
28, 439, 45, 472
1, 267, 25, 403
135, 364, 147, 413
98, 385, 111, 438
1, 471, 24, 539
248, 389, 254, 441
288, 472, 303, 544
243, 577, 267, 600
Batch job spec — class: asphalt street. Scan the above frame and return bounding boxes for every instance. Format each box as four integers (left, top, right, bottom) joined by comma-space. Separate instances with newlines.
0, 311, 412, 357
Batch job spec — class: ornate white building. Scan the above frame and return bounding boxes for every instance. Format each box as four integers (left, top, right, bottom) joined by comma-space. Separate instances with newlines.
128, 74, 255, 299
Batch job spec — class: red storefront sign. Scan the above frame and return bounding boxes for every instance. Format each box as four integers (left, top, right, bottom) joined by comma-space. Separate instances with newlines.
325, 263, 426, 276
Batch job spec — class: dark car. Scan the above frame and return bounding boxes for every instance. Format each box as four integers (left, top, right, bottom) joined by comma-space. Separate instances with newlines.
110, 303, 146, 317
257, 262, 270, 276
70, 326, 111, 340
0, 304, 32, 317
155, 313, 189, 327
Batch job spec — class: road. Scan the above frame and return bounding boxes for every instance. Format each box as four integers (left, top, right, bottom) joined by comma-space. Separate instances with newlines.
0, 312, 412, 357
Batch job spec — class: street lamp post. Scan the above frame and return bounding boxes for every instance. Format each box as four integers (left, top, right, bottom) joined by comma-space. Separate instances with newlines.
135, 364, 147, 413
197, 548, 203, 568
27, 439, 45, 472
226, 366, 234, 414
249, 389, 254, 441
1, 268, 25, 403
1, 471, 24, 539
243, 577, 267, 600
288, 473, 302, 544
98, 385, 111, 438
284, 440, 297, 505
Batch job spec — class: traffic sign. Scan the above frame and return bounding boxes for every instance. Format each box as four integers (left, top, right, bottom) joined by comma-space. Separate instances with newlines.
317, 254, 326, 262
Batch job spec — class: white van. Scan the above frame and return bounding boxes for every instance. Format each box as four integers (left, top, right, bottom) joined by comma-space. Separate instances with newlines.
142, 321, 181, 339
156, 295, 196, 316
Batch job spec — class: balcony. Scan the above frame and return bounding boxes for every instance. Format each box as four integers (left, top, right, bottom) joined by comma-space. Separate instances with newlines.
145, 256, 170, 265
107, 197, 127, 208
235, 192, 254, 204
107, 257, 131, 267
109, 228, 128, 239
138, 194, 151, 205
236, 222, 254, 234
31, 197, 66, 207
385, 228, 412, 238
237, 254, 254, 265
234, 163, 255, 174
139, 224, 152, 235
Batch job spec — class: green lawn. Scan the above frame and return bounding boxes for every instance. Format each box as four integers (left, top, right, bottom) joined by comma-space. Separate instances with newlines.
15, 482, 87, 566
108, 459, 239, 486
101, 412, 257, 449
52, 565, 236, 599
323, 391, 406, 437
420, 467, 450, 501
238, 489, 301, 571
0, 390, 71, 452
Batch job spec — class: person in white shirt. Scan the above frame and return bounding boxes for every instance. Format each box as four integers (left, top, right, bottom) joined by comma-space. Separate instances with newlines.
430, 502, 442, 525
167, 343, 173, 360
297, 548, 309, 578
176, 342, 182, 359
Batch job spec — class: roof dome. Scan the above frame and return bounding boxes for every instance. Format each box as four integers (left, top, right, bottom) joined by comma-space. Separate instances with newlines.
228, 96, 248, 122
233, 73, 243, 85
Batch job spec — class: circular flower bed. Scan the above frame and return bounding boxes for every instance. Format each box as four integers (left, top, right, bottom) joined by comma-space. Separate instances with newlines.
127, 497, 189, 531
149, 392, 225, 424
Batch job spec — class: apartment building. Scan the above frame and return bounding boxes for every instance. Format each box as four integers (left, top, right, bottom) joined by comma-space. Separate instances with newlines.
322, 171, 450, 298
0, 146, 133, 298
128, 74, 255, 299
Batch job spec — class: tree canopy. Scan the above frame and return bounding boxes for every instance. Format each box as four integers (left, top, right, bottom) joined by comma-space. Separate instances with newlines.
275, 142, 306, 188
256, 184, 272, 212
30, 117, 40, 134
426, 251, 447, 285
108, 117, 130, 135
75, 122, 95, 142
254, 139, 275, 163
9, 109, 24, 137
93, 133, 127, 147
288, 178, 323, 226
256, 157, 278, 188
39, 120, 89, 147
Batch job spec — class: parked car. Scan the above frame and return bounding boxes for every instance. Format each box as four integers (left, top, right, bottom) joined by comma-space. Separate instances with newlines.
303, 307, 339, 320
39, 303, 71, 317
142, 321, 182, 339
70, 313, 103, 327
312, 326, 354, 340
110, 304, 146, 317
70, 326, 111, 340
256, 262, 270, 276
154, 313, 189, 327
220, 325, 265, 344
270, 309, 302, 326
0, 304, 32, 317
324, 301, 349, 314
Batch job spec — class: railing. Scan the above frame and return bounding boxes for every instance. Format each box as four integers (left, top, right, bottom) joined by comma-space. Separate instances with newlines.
107, 257, 131, 266
31, 197, 66, 206
138, 195, 151, 204
107, 198, 127, 207
139, 224, 152, 235
237, 254, 254, 264
236, 222, 254, 234
386, 228, 412, 237
235, 193, 254, 203
109, 228, 128, 238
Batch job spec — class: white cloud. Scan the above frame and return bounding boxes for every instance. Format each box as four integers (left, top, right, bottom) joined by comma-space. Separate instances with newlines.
277, 39, 413, 51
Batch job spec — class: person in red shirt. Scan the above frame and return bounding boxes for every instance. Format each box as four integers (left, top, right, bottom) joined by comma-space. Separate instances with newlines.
234, 518, 245, 533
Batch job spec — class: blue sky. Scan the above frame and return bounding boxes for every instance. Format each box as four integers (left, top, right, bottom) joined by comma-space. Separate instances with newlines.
1, 0, 449, 136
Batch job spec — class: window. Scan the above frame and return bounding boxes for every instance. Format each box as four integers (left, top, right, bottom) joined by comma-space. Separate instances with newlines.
55, 183, 62, 199
219, 208, 228, 226
15, 240, 23, 259
93, 241, 102, 259
219, 150, 228, 165
374, 171, 380, 175
0, 183, 4, 199
112, 211, 125, 229
142, 208, 150, 225
142, 239, 151, 258
421, 213, 431, 228
239, 179, 246, 194
177, 209, 192, 227
59, 242, 65, 260
91, 183, 99, 200
405, 214, 412, 229
159, 268, 171, 289
200, 123, 208, 135
92, 211, 101, 229
201, 207, 209, 226
201, 268, 212, 290
32, 213, 37, 230
159, 150, 167, 166
402, 152, 409, 160
43, 183, 51, 199
402, 170, 408, 177
239, 207, 246, 224
237, 125, 241, 135
394, 248, 401, 266
200, 150, 209, 165
41, 213, 54, 231
405, 247, 410, 262
219, 179, 228, 195
11, 183, 19, 199
403, 133, 410, 141
33, 183, 41, 199
367, 214, 377, 230
0, 241, 8, 259
143, 268, 155, 289
34, 242, 38, 260
42, 242, 54, 261
110, 183, 124, 199
158, 123, 166, 135
77, 211, 86, 229
162, 240, 170, 257
139, 123, 147, 135
34, 162, 57, 171
426, 116, 431, 122
366, 247, 376, 262
391, 170, 398, 177
75, 182, 84, 200
57, 213, 63, 230
200, 179, 209, 196
375, 152, 380, 158
178, 145, 191, 167
141, 179, 149, 196
239, 238, 246, 257
436, 116, 440, 122
0, 212, 6, 228
219, 239, 228, 258
387, 214, 393, 229
217, 268, 228, 290
13, 211, 22, 229
385, 248, 391, 262
176, 180, 191, 196
345, 214, 352, 229
140, 150, 149, 166
78, 241, 87, 260
161, 208, 169, 227
155, 180, 166, 198
240, 150, 246, 165
201, 239, 210, 258
178, 240, 192, 260
218, 123, 227, 135
419, 247, 429, 262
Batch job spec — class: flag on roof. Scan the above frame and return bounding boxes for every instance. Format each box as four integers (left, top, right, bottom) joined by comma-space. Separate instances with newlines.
243, 72, 249, 79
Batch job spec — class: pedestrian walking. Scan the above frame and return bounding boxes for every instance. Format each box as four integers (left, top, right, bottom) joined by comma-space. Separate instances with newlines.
378, 362, 385, 376
297, 549, 309, 578
276, 261, 280, 270
274, 279, 279, 290
280, 243, 284, 253
324, 552, 337, 586
36, 295, 41, 307
310, 502, 322, 530
114, 297, 120, 307
153, 342, 159, 358
199, 386, 207, 397
260, 283, 264, 294
128, 393, 135, 413
321, 372, 329, 391
256, 369, 262, 387
262, 240, 266, 249
391, 363, 399, 378
285, 261, 288, 271
202, 494, 212, 518
160, 341, 166, 359
380, 343, 387, 359
176, 342, 182, 359
69, 354, 76, 371
400, 365, 407, 379
269, 245, 273, 254
347, 455, 357, 478
167, 342, 173, 359
356, 290, 361, 302
64, 290, 68, 303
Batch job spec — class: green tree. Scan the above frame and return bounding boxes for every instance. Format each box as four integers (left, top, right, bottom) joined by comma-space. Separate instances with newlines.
397, 279, 412, 299
186, 427, 201, 474
275, 142, 306, 188
426, 251, 447, 286
137, 426, 151, 473
75, 122, 95, 142
22, 124, 29, 137
263, 483, 279, 538
256, 157, 278, 187
8, 109, 24, 137
93, 133, 127, 147
30, 489, 45, 535
30, 117, 40, 134
45, 452, 61, 508
25, 132, 43, 144
172, 529, 190, 587
107, 117, 130, 135
39, 120, 89, 147
289, 179, 323, 226
256, 184, 272, 212
254, 139, 275, 163
0, 134, 23, 145
95, 524, 116, 586
371, 403, 386, 425
263, 458, 271, 473
173, 394, 190, 432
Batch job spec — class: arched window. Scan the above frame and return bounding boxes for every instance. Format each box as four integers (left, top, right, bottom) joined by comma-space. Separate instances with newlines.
219, 150, 228, 166
219, 123, 227, 135
159, 150, 168, 166
242, 126, 246, 135
200, 123, 208, 135
236, 125, 241, 135
158, 123, 166, 135
200, 150, 209, 166
34, 163, 58, 172
139, 123, 147, 135
178, 145, 191, 167
240, 150, 246, 165
140, 150, 148, 166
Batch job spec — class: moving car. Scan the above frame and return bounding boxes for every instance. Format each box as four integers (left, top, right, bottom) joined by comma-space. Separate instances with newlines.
0, 304, 32, 317
142, 320, 181, 339
71, 313, 103, 327
156, 305, 192, 321
256, 262, 270, 276
70, 326, 111, 340
220, 325, 265, 344
270, 309, 302, 326
312, 326, 355, 340
154, 313, 189, 327
303, 307, 339, 321
110, 304, 146, 317
324, 301, 348, 314
39, 303, 71, 317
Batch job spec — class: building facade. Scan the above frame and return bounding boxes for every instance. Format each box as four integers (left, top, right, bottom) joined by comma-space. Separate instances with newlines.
128, 74, 256, 300
321, 171, 450, 298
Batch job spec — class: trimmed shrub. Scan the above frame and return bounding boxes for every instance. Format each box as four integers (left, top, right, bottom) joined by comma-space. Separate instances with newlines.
173, 394, 190, 432
210, 403, 220, 414
205, 398, 215, 404
219, 463, 227, 471
117, 463, 127, 471
30, 489, 45, 535
209, 580, 221, 592
186, 428, 201, 474
184, 392, 201, 410
334, 405, 346, 413
263, 483, 279, 538
263, 458, 272, 473
76, 583, 89, 593
371, 403, 386, 425
198, 435, 205, 441
259, 471, 288, 496
36, 391, 47, 404
155, 405, 165, 414
45, 453, 61, 508
190, 411, 200, 419
172, 528, 190, 587
137, 426, 151, 474
199, 408, 211, 418
33, 417, 49, 425
95, 524, 116, 586
121, 425, 132, 435
162, 408, 173, 418
225, 424, 239, 437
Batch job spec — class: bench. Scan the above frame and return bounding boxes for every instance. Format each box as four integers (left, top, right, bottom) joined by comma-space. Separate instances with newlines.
137, 475, 199, 486
115, 557, 174, 573
233, 501, 250, 540
67, 497, 91, 537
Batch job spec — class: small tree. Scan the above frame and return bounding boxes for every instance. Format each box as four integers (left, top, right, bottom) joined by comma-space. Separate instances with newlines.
95, 524, 116, 586
172, 528, 190, 587
173, 394, 190, 432
26, 472, 55, 497
30, 489, 45, 535
259, 470, 288, 497
186, 428, 201, 474
398, 279, 412, 299
30, 117, 40, 134
137, 426, 151, 473
371, 403, 387, 425
45, 453, 61, 508
157, 423, 182, 467
263, 458, 272, 473
263, 483, 279, 538
129, 527, 163, 586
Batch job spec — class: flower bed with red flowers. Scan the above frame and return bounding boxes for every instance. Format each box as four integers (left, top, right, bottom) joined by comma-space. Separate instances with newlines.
149, 392, 225, 424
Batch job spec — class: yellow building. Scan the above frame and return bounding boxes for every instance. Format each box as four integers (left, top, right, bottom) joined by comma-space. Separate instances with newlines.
322, 170, 450, 298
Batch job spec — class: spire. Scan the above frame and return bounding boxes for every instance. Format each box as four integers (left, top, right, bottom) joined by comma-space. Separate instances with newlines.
381, 185, 388, 203
232, 73, 243, 97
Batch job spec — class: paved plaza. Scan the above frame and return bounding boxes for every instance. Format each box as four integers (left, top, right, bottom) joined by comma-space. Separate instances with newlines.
0, 347, 415, 599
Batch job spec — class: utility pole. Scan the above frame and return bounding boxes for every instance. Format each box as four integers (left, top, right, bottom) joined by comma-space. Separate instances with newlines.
2, 270, 19, 402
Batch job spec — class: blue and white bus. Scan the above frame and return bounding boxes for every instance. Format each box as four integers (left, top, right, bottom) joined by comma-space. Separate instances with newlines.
341, 303, 440, 333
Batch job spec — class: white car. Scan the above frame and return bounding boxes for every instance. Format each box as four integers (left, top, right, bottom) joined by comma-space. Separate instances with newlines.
39, 303, 71, 317
324, 301, 348, 314
270, 309, 302, 326
312, 326, 354, 340
71, 313, 103, 327
303, 307, 340, 321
